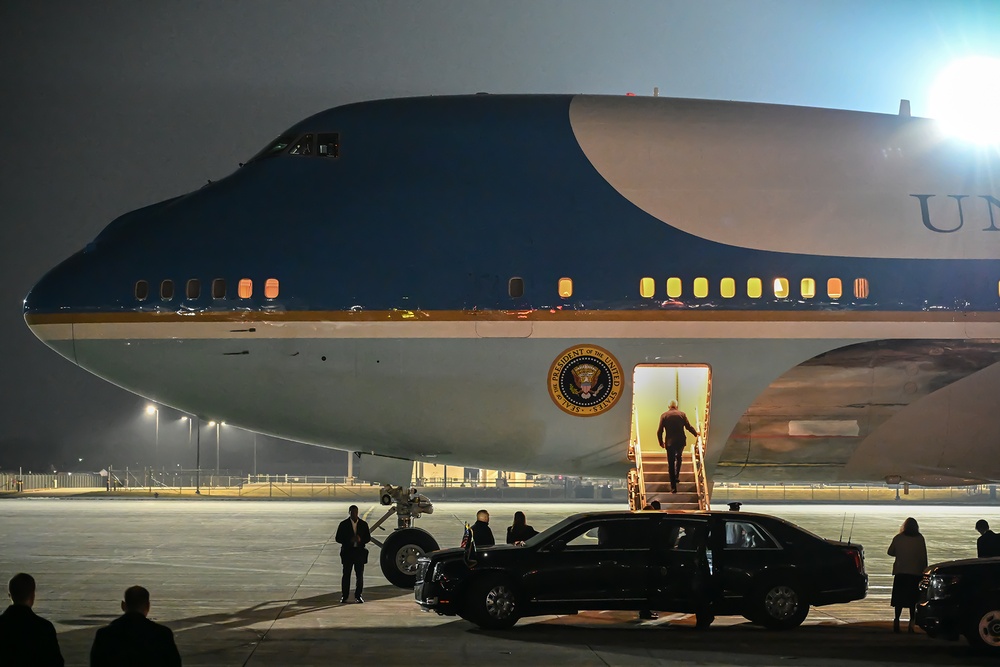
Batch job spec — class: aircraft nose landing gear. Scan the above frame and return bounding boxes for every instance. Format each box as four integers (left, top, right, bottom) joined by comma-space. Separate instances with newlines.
371, 484, 440, 588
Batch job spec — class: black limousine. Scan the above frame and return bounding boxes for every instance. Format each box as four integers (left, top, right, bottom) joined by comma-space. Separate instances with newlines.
415, 510, 867, 629
916, 556, 1000, 653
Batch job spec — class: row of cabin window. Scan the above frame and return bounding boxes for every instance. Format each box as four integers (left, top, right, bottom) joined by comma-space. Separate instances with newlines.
508, 277, 871, 300
134, 278, 279, 302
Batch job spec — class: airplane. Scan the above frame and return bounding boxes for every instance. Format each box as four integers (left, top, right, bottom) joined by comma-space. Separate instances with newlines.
22, 93, 1000, 586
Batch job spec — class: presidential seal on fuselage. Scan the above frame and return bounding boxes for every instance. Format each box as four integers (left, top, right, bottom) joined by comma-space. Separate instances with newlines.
548, 344, 623, 416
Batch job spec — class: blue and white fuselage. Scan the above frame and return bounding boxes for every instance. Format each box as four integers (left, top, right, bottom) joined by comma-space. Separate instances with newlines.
23, 94, 1000, 484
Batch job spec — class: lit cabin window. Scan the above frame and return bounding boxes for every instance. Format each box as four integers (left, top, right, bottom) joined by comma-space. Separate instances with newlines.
317, 133, 340, 158
288, 134, 314, 156
558, 277, 573, 298
639, 277, 655, 298
800, 278, 816, 299
212, 278, 226, 300
827, 278, 843, 299
264, 278, 280, 299
508, 277, 524, 298
773, 278, 789, 298
666, 277, 682, 298
720, 277, 735, 298
160, 279, 175, 300
693, 277, 708, 298
854, 277, 869, 299
238, 279, 253, 299
186, 279, 201, 300
134, 280, 149, 301
747, 277, 762, 298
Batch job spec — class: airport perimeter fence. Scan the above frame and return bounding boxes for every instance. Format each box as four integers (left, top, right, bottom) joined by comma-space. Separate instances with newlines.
3, 470, 998, 505
0, 472, 104, 492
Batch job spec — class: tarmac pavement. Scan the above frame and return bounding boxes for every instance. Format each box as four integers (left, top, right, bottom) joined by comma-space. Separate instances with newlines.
0, 499, 993, 666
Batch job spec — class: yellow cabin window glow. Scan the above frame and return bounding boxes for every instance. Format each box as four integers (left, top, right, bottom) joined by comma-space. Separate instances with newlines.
773, 277, 789, 298
720, 277, 735, 298
800, 278, 816, 299
238, 278, 253, 299
639, 276, 655, 298
828, 278, 843, 299
264, 278, 280, 299
693, 277, 708, 298
854, 277, 869, 299
747, 277, 762, 298
666, 277, 682, 298
558, 277, 573, 298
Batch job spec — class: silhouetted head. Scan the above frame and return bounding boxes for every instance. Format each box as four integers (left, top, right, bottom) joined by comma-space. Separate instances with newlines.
512, 511, 526, 528
650, 500, 661, 510
121, 585, 150, 616
477, 509, 489, 523
901, 517, 920, 536
349, 505, 359, 520
668, 400, 678, 409
8, 573, 35, 606
977, 519, 990, 534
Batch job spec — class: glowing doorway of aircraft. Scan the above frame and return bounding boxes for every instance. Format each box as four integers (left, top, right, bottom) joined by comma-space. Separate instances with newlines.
631, 364, 711, 458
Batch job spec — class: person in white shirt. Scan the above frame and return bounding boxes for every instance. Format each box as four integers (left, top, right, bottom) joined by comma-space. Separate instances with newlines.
887, 517, 928, 633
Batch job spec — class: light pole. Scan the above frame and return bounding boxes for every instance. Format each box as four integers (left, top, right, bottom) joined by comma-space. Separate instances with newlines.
145, 405, 159, 471
208, 421, 225, 476
195, 416, 201, 494
253, 432, 257, 477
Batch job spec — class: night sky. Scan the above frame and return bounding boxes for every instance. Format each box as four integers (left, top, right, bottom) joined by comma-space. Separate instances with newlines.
0, 1, 997, 474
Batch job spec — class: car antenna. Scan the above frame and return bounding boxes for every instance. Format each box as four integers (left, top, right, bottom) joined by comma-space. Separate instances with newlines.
847, 514, 857, 545
839, 513, 847, 542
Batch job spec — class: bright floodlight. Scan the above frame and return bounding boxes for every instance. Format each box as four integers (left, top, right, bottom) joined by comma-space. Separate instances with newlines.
145, 405, 156, 415
929, 57, 1000, 144
207, 420, 216, 427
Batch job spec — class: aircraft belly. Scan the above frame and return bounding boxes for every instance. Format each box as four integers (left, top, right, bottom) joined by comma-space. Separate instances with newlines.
68, 329, 851, 477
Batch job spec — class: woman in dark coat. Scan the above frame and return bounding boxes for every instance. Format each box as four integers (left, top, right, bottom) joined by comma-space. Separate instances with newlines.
506, 511, 539, 545
887, 517, 928, 633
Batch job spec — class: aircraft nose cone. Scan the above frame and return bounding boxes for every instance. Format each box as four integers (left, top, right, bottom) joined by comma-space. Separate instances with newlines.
23, 252, 86, 364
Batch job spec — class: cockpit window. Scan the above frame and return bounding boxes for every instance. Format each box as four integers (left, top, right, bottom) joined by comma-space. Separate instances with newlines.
318, 133, 339, 158
247, 133, 296, 163
289, 134, 313, 156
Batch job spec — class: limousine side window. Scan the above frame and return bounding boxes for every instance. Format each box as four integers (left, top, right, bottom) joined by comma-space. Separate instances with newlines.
562, 520, 651, 549
724, 520, 777, 549
657, 519, 710, 551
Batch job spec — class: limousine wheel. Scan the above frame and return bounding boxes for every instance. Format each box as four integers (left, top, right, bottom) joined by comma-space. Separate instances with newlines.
465, 575, 520, 630
379, 528, 439, 588
966, 605, 1000, 652
754, 580, 809, 630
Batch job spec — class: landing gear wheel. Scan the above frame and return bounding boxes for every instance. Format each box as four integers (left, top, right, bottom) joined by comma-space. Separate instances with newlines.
379, 528, 439, 588
965, 605, 1000, 653
465, 574, 520, 630
752, 580, 809, 630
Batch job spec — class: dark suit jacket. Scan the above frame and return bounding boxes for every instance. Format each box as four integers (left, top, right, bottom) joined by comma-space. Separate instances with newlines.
657, 408, 698, 449
471, 520, 495, 546
90, 612, 180, 667
978, 530, 1000, 558
0, 604, 64, 667
335, 517, 372, 563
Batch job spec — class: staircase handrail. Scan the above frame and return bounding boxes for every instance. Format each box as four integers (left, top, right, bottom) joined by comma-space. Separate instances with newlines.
632, 407, 647, 509
693, 436, 710, 510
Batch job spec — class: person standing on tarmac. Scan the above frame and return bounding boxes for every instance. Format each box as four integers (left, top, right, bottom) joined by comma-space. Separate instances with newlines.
975, 519, 1000, 557
471, 509, 495, 546
0, 572, 64, 667
887, 517, 928, 634
506, 511, 538, 545
335, 505, 371, 604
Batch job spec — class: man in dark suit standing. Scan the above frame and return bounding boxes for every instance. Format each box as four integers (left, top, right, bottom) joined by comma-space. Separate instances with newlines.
336, 505, 371, 603
0, 572, 64, 666
470, 509, 495, 546
657, 400, 700, 494
90, 585, 180, 667
975, 519, 1000, 557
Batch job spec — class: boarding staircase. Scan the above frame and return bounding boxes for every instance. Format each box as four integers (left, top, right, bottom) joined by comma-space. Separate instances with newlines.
627, 409, 710, 511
